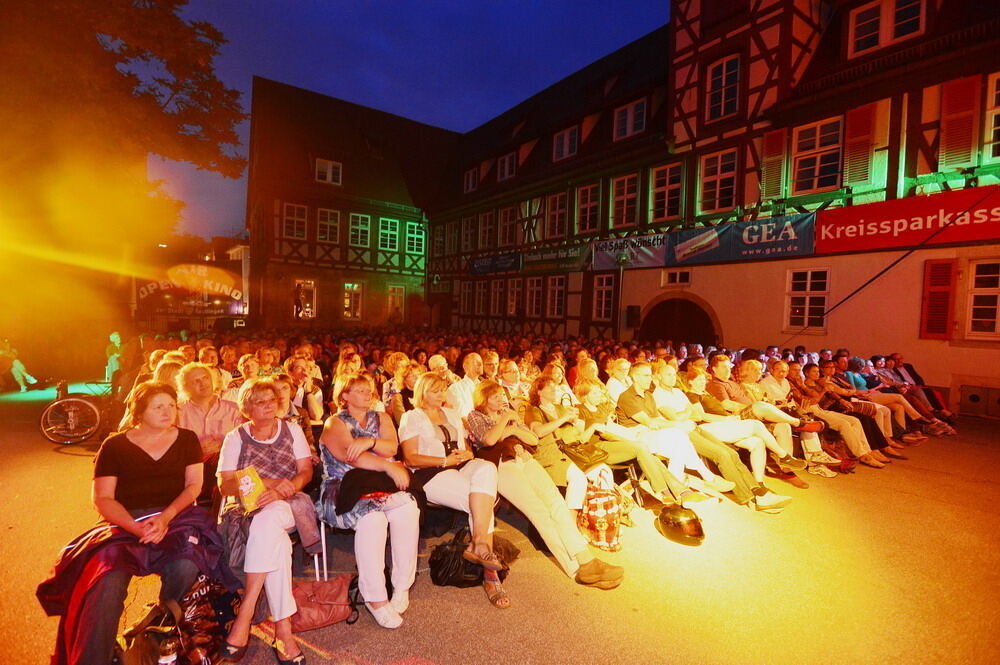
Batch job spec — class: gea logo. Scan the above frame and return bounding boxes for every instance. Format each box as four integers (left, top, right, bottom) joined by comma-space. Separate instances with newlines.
741, 221, 798, 244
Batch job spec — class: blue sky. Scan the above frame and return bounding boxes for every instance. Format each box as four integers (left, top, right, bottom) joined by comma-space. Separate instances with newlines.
151, 0, 668, 238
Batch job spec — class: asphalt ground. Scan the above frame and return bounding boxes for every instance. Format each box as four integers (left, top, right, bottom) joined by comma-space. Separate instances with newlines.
3, 388, 999, 665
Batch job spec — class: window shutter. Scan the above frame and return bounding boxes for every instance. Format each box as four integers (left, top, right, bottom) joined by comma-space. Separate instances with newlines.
760, 128, 787, 200
919, 259, 956, 340
939, 76, 981, 170
844, 103, 877, 187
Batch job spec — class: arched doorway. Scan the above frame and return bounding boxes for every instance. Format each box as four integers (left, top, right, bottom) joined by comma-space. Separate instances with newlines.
638, 298, 717, 345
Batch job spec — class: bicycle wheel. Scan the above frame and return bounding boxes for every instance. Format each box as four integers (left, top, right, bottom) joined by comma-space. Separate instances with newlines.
39, 397, 101, 444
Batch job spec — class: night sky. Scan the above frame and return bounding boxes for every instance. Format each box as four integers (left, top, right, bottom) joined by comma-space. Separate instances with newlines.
150, 0, 668, 239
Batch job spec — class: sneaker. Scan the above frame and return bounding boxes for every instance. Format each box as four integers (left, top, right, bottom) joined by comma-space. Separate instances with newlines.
366, 602, 403, 629
704, 477, 736, 493
755, 490, 792, 510
807, 463, 838, 478
772, 453, 807, 470
806, 450, 842, 465
388, 589, 409, 615
575, 558, 624, 585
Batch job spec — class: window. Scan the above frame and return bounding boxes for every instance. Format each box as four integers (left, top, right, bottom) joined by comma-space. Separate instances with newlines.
446, 220, 459, 254
848, 0, 925, 58
343, 282, 362, 320
490, 280, 504, 316
294, 279, 316, 320
969, 261, 1000, 338
792, 118, 843, 195
553, 126, 579, 161
479, 212, 495, 248
662, 270, 691, 286
497, 152, 517, 181
545, 193, 567, 239
378, 218, 399, 251
349, 214, 370, 247
431, 226, 445, 257
315, 158, 342, 185
520, 198, 542, 244
282, 203, 307, 239
577, 184, 600, 233
546, 276, 566, 318
461, 282, 474, 314
475, 281, 488, 315
614, 99, 647, 140
986, 72, 1000, 162
405, 221, 425, 254
464, 167, 478, 193
786, 269, 829, 331
700, 150, 738, 213
706, 55, 740, 121
507, 278, 522, 316
388, 286, 405, 321
499, 206, 517, 246
611, 174, 638, 227
650, 164, 682, 222
593, 275, 614, 322
526, 277, 543, 318
461, 216, 476, 252
317, 209, 339, 243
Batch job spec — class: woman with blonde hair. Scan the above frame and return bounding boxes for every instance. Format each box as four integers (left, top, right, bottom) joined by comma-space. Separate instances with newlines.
465, 380, 623, 589
318, 374, 419, 629
398, 372, 508, 608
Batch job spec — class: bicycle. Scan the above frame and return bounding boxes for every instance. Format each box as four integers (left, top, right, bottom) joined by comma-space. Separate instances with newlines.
39, 381, 119, 444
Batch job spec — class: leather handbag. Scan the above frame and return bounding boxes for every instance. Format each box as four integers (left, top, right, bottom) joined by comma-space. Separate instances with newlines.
428, 528, 485, 588
544, 410, 608, 472
287, 573, 360, 633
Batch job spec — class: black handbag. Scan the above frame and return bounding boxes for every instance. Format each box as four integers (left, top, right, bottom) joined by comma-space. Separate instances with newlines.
428, 528, 484, 588
543, 409, 608, 472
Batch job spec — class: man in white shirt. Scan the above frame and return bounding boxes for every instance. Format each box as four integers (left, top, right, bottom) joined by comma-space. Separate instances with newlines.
605, 358, 632, 404
446, 353, 483, 417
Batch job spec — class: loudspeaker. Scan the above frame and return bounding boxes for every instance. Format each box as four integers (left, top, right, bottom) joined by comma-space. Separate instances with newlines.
625, 305, 641, 328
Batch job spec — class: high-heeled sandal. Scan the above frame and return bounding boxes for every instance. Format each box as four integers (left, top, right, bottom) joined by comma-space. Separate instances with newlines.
216, 641, 249, 663
272, 642, 307, 665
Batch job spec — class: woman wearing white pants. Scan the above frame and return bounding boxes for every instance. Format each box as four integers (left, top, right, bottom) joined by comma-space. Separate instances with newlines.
318, 374, 419, 630
398, 372, 509, 608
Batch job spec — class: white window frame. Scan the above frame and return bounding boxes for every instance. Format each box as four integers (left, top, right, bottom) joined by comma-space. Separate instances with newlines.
706, 55, 740, 122
700, 149, 738, 213
446, 220, 459, 255
343, 282, 363, 320
464, 167, 478, 193
348, 213, 371, 248
294, 279, 317, 319
507, 278, 522, 316
282, 203, 307, 239
847, 0, 925, 58
613, 98, 647, 141
650, 164, 682, 222
388, 285, 405, 319
490, 279, 504, 316
611, 173, 638, 228
985, 72, 1000, 164
526, 277, 543, 318
968, 259, 1000, 339
499, 206, 518, 247
461, 281, 474, 315
479, 211, 495, 248
545, 193, 567, 239
475, 281, 488, 316
405, 221, 425, 255
577, 183, 600, 234
791, 117, 843, 195
378, 218, 400, 251
553, 125, 579, 161
497, 152, 517, 181
461, 216, 476, 252
593, 275, 615, 322
785, 269, 829, 332
315, 158, 342, 185
546, 276, 566, 319
317, 208, 339, 243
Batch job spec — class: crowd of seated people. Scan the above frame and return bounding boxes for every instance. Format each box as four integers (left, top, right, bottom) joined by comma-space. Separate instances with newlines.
41, 328, 958, 664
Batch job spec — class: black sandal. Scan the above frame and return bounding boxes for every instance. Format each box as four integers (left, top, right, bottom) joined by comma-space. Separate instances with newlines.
217, 641, 248, 663
273, 643, 307, 665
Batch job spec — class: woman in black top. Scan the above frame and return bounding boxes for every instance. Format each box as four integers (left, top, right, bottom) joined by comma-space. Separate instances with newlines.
42, 381, 223, 665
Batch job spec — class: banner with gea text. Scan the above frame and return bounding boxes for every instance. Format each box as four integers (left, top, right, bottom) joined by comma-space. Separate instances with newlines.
665, 213, 815, 266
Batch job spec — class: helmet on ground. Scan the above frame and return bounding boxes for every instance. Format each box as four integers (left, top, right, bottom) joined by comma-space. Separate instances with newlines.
654, 503, 704, 546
